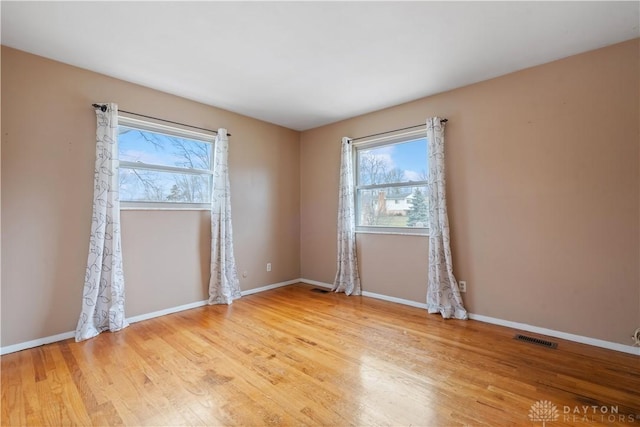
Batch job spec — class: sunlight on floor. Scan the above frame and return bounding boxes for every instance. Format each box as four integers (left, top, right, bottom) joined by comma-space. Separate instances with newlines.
357, 353, 438, 425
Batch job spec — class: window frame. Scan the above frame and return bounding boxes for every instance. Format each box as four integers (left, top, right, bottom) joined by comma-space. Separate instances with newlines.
118, 116, 216, 210
353, 128, 429, 236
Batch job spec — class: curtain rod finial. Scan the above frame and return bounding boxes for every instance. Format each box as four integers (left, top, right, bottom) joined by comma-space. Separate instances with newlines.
92, 103, 107, 112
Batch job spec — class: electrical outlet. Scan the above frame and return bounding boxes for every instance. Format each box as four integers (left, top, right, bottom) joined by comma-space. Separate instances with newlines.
266, 263, 272, 272
458, 281, 467, 293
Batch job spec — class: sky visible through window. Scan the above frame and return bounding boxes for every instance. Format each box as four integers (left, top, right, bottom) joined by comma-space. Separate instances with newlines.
118, 126, 212, 203
119, 126, 211, 169
387, 137, 428, 181
356, 137, 428, 228
116, 126, 428, 211
358, 137, 427, 185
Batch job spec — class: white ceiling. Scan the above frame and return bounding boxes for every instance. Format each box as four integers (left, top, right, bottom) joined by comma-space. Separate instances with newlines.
2, 1, 638, 131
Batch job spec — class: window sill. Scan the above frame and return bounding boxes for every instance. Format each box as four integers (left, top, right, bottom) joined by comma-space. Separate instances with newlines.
120, 207, 211, 211
120, 202, 210, 211
355, 230, 428, 237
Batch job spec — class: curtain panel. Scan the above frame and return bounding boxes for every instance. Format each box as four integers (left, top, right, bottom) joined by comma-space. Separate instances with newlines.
75, 103, 128, 342
208, 128, 242, 304
426, 118, 467, 319
333, 137, 362, 296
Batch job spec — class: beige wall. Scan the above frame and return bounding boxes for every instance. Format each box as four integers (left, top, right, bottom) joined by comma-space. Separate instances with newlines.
2, 39, 639, 349
0, 45, 3, 336
1, 47, 300, 347
300, 39, 640, 345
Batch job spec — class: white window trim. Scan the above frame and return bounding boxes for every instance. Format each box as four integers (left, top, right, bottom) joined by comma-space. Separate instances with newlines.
120, 201, 210, 211
119, 161, 213, 176
119, 116, 216, 143
351, 127, 426, 149
118, 115, 215, 210
356, 180, 429, 191
356, 227, 428, 236
353, 127, 429, 236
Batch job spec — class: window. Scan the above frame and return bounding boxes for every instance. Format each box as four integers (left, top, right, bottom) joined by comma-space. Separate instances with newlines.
355, 130, 428, 234
118, 117, 214, 209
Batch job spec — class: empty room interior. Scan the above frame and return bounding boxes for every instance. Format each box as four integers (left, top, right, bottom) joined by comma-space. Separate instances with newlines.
1, 1, 639, 426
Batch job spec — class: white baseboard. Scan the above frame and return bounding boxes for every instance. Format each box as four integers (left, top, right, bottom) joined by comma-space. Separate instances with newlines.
127, 300, 208, 324
3, 279, 637, 357
0, 278, 305, 356
362, 290, 429, 310
298, 278, 430, 309
0, 331, 76, 356
468, 313, 640, 356
241, 278, 301, 296
297, 278, 638, 356
299, 278, 333, 289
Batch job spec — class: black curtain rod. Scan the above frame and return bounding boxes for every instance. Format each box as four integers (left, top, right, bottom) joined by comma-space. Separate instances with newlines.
91, 104, 230, 136
350, 119, 447, 142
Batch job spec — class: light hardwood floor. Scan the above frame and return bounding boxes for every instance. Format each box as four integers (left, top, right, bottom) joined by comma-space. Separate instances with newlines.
2, 283, 639, 426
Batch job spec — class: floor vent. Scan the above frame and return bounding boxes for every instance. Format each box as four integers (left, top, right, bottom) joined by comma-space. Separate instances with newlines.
310, 288, 330, 294
514, 334, 558, 349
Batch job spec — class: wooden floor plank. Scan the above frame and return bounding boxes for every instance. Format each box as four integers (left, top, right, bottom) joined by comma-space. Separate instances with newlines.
2, 283, 638, 426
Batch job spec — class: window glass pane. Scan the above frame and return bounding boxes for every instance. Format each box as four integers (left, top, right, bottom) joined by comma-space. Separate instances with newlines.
120, 168, 211, 203
357, 138, 427, 186
119, 126, 211, 170
357, 185, 428, 228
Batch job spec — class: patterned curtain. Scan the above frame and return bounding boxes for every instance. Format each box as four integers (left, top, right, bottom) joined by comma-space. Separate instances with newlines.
75, 103, 128, 342
208, 128, 242, 304
426, 118, 467, 319
333, 137, 362, 296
